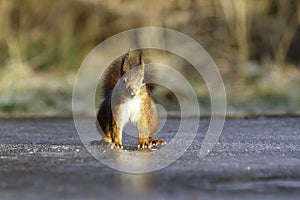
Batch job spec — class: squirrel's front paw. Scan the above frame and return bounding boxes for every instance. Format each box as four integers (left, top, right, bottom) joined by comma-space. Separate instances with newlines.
138, 138, 152, 149
111, 141, 123, 149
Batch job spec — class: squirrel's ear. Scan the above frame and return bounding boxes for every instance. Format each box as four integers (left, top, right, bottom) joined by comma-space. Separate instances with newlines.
139, 49, 145, 72
139, 49, 143, 64
120, 50, 130, 76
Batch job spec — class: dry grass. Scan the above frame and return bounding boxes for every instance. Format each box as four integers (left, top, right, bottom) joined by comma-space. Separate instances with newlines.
0, 0, 299, 116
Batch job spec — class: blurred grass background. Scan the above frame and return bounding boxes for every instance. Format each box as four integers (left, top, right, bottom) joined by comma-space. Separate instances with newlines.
0, 0, 299, 116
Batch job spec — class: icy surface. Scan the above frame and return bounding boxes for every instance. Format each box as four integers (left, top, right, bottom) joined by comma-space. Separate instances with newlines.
0, 117, 300, 200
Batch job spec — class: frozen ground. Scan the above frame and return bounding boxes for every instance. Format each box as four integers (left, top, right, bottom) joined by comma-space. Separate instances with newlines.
0, 117, 300, 200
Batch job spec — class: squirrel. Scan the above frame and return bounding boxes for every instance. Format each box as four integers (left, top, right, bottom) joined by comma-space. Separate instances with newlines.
97, 50, 165, 149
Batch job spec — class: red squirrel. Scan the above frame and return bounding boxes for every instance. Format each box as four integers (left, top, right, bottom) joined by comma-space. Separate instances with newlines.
97, 50, 165, 149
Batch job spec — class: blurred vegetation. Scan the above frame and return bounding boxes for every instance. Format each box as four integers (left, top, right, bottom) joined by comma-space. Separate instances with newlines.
0, 0, 299, 116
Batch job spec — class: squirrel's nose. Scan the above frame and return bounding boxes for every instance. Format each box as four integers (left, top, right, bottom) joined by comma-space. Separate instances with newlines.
129, 88, 137, 96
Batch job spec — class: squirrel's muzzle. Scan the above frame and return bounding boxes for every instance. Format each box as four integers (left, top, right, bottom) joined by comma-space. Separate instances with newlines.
129, 88, 138, 97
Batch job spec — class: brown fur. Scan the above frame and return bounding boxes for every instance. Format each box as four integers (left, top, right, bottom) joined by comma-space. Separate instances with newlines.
101, 54, 156, 97
97, 50, 164, 149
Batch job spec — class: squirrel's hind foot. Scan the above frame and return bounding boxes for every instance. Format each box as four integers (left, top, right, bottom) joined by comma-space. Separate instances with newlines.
138, 143, 152, 149
138, 138, 152, 149
138, 138, 166, 149
111, 141, 123, 149
149, 138, 166, 147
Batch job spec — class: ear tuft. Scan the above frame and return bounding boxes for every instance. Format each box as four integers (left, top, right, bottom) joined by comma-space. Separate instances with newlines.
139, 49, 145, 72
120, 50, 130, 76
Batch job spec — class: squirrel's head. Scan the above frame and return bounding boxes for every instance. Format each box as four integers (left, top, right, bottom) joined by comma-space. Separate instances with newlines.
119, 50, 146, 98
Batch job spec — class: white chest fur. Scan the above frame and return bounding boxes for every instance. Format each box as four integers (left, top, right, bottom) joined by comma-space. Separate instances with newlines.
120, 96, 142, 126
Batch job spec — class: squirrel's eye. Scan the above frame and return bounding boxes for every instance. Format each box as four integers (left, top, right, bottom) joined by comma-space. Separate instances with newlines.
141, 78, 145, 84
